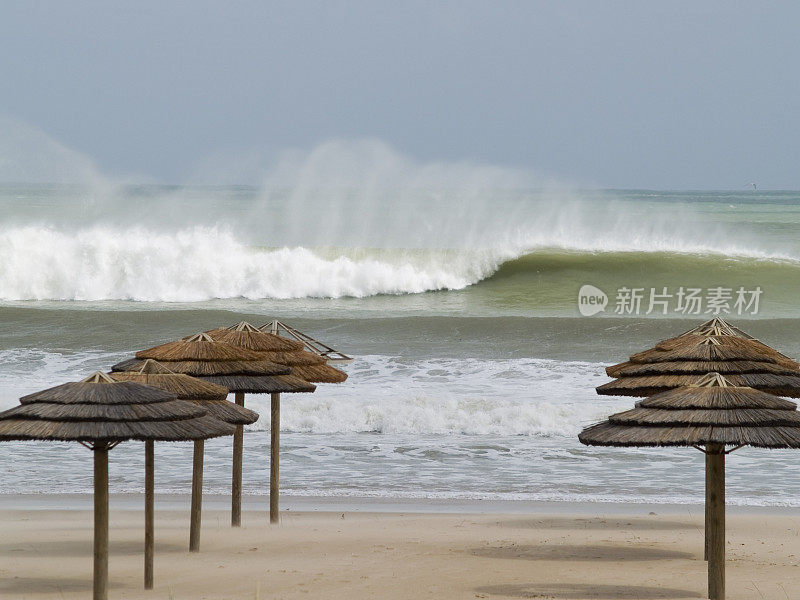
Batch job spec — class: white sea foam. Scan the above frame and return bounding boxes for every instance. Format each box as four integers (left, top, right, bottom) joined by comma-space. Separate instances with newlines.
0, 349, 617, 435
0, 223, 794, 302
242, 355, 622, 436
4, 350, 800, 506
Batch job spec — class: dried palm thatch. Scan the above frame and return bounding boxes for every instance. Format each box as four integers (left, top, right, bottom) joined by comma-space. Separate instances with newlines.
630, 337, 786, 363
597, 372, 800, 397
107, 359, 258, 425
198, 374, 315, 394
207, 321, 304, 352
109, 359, 228, 400
112, 360, 312, 393
111, 357, 291, 376
582, 373, 800, 448
213, 329, 347, 383
600, 319, 800, 398
255, 350, 325, 366
580, 372, 800, 599
289, 363, 348, 383
652, 318, 799, 367
192, 399, 259, 425
610, 360, 797, 376
136, 332, 266, 362
2, 372, 236, 442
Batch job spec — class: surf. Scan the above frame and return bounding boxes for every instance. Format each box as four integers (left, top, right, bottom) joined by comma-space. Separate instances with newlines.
0, 223, 797, 304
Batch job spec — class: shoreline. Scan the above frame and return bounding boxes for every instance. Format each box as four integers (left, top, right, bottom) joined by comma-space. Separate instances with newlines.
3, 492, 800, 516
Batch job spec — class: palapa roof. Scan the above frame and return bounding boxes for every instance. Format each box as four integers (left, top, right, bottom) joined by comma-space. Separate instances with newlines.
111, 357, 291, 376
254, 350, 326, 366
190, 399, 260, 425
599, 318, 800, 398
288, 364, 348, 383
209, 322, 349, 384
136, 332, 267, 362
207, 321, 304, 352
206, 327, 331, 366
580, 373, 800, 449
198, 374, 316, 394
108, 360, 258, 425
109, 359, 229, 399
111, 357, 305, 394
0, 372, 236, 443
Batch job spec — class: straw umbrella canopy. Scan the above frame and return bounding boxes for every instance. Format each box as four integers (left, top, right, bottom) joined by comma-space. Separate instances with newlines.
110, 359, 258, 554
207, 321, 304, 351
579, 372, 800, 600
598, 318, 800, 397
111, 331, 315, 527
206, 322, 331, 523
0, 372, 234, 600
209, 321, 347, 382
596, 317, 800, 563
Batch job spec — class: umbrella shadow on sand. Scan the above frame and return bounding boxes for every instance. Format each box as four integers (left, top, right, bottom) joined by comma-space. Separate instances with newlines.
474, 582, 701, 599
469, 543, 693, 561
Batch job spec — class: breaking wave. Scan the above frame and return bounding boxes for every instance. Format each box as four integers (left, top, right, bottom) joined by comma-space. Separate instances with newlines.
0, 224, 796, 302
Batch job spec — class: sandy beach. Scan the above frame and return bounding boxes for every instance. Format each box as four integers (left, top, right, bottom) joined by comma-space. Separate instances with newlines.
0, 497, 797, 600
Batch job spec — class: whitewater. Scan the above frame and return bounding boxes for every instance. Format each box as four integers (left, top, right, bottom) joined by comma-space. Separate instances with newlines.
2, 142, 800, 504
0, 220, 797, 304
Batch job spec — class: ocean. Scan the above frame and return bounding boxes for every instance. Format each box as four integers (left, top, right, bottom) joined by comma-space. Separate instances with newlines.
2, 184, 800, 506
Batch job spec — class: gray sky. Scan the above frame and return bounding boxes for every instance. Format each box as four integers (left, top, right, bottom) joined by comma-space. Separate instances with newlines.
1, 1, 798, 189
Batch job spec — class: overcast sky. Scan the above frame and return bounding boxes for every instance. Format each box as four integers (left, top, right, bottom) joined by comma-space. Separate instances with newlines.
1, 1, 798, 189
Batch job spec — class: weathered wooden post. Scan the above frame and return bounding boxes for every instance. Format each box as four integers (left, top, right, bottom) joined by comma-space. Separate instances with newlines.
232, 391, 245, 526
270, 392, 280, 523
94, 442, 109, 600
144, 440, 155, 589
707, 443, 725, 600
705, 451, 711, 561
190, 439, 204, 551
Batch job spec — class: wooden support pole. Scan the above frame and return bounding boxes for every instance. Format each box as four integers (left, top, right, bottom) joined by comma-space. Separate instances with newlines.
231, 391, 244, 527
144, 440, 154, 590
189, 439, 204, 552
270, 392, 280, 524
94, 443, 109, 600
705, 450, 711, 561
707, 443, 726, 600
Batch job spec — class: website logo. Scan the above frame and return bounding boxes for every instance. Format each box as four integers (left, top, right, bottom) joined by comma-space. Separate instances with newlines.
578, 284, 608, 316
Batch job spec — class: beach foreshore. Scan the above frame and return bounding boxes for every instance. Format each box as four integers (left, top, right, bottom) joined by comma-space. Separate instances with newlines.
1, 496, 798, 600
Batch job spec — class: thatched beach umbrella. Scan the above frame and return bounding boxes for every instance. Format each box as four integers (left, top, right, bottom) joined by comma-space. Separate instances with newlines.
206, 322, 332, 523
599, 318, 800, 397
249, 342, 348, 384
109, 359, 258, 553
596, 318, 800, 561
0, 372, 234, 600
207, 320, 304, 352
579, 372, 800, 600
112, 331, 314, 526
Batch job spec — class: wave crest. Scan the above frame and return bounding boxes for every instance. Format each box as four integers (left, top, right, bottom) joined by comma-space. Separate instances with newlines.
0, 225, 504, 301
0, 224, 796, 302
